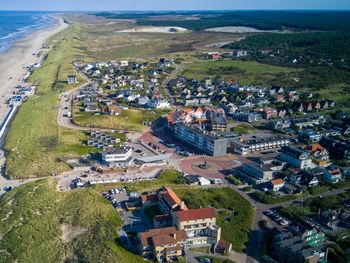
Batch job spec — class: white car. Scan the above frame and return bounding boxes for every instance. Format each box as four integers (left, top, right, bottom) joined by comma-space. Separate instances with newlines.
279, 220, 289, 226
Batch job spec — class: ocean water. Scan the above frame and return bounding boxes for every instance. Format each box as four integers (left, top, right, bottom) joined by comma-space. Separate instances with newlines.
0, 11, 54, 54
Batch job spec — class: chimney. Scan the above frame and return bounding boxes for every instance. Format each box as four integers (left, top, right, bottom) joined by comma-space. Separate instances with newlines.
180, 201, 185, 210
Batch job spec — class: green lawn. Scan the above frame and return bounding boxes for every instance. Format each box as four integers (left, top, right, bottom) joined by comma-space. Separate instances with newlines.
175, 187, 254, 253
92, 168, 185, 193
0, 178, 143, 263
182, 59, 301, 85
73, 108, 161, 131
4, 22, 96, 179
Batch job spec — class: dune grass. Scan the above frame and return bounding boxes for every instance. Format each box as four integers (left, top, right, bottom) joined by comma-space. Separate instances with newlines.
182, 59, 301, 85
0, 178, 143, 263
4, 21, 97, 179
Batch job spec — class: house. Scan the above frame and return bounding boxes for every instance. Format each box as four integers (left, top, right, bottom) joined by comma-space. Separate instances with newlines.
323, 167, 342, 184
270, 179, 285, 191
105, 105, 122, 115
84, 102, 99, 112
233, 50, 248, 58
272, 231, 327, 263
208, 52, 221, 60
138, 227, 187, 262
148, 98, 171, 109
173, 207, 221, 247
183, 175, 199, 186
67, 75, 77, 84
239, 163, 274, 185
319, 137, 350, 161
262, 107, 278, 120
137, 96, 150, 107
270, 85, 284, 95
279, 146, 315, 170
289, 173, 319, 188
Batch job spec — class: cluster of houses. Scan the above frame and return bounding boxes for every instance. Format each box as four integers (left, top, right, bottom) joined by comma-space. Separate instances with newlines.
168, 76, 335, 125
238, 143, 347, 194
74, 59, 175, 115
137, 186, 230, 262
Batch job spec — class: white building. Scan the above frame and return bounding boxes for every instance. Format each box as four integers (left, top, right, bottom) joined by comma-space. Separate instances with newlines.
148, 99, 171, 109
101, 147, 133, 167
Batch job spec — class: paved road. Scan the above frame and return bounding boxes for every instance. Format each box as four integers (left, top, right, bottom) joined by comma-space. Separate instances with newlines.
161, 63, 185, 104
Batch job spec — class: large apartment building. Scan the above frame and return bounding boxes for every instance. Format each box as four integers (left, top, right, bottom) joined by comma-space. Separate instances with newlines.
230, 135, 290, 155
167, 107, 232, 156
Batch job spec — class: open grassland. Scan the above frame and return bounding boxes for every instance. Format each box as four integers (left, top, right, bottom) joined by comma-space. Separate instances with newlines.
73, 108, 161, 131
182, 59, 301, 86
4, 20, 97, 179
0, 178, 143, 263
73, 15, 237, 61
175, 187, 254, 253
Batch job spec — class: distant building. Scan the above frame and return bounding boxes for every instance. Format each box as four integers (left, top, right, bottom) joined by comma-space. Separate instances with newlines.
279, 146, 315, 170
270, 179, 285, 191
239, 162, 274, 185
67, 75, 77, 84
272, 230, 327, 263
230, 135, 290, 155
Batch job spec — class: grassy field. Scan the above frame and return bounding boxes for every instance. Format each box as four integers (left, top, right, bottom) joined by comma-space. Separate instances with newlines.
175, 187, 255, 252
182, 59, 301, 86
0, 178, 143, 263
73, 108, 161, 131
4, 21, 97, 179
92, 168, 185, 193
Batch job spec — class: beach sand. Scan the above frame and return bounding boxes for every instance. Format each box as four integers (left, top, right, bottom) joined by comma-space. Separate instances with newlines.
0, 15, 69, 121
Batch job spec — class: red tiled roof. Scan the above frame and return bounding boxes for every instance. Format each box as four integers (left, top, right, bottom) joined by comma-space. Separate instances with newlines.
140, 194, 159, 204
139, 227, 187, 247
271, 179, 285, 185
163, 187, 187, 210
176, 208, 215, 222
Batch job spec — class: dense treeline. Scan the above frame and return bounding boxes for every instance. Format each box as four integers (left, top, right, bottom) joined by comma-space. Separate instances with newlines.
95, 11, 350, 31
226, 32, 350, 65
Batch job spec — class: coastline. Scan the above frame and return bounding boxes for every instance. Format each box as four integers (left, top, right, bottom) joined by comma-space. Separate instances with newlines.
0, 15, 69, 122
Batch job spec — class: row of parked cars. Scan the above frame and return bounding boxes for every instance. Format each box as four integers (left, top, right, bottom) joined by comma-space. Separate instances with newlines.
103, 188, 127, 208
264, 210, 289, 226
103, 193, 120, 208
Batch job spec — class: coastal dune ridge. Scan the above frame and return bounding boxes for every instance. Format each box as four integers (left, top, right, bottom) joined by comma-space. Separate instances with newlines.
0, 15, 69, 122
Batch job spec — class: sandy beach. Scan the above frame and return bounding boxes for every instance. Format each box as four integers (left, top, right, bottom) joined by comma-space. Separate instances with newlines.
0, 15, 69, 122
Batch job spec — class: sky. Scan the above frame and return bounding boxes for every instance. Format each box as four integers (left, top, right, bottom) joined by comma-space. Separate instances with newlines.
0, 0, 349, 11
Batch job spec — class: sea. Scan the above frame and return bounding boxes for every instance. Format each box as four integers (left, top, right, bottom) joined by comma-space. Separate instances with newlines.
0, 11, 54, 54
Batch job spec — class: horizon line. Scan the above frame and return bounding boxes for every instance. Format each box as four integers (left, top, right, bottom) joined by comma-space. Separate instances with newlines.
1, 9, 350, 12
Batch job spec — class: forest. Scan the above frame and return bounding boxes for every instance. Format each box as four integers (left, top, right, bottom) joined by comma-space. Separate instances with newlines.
96, 11, 350, 31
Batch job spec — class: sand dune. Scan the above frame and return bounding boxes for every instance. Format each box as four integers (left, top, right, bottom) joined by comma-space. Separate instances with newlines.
117, 26, 188, 33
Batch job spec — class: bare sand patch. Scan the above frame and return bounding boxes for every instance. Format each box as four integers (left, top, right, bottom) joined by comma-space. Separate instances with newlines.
61, 224, 87, 243
205, 26, 278, 33
117, 26, 188, 34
